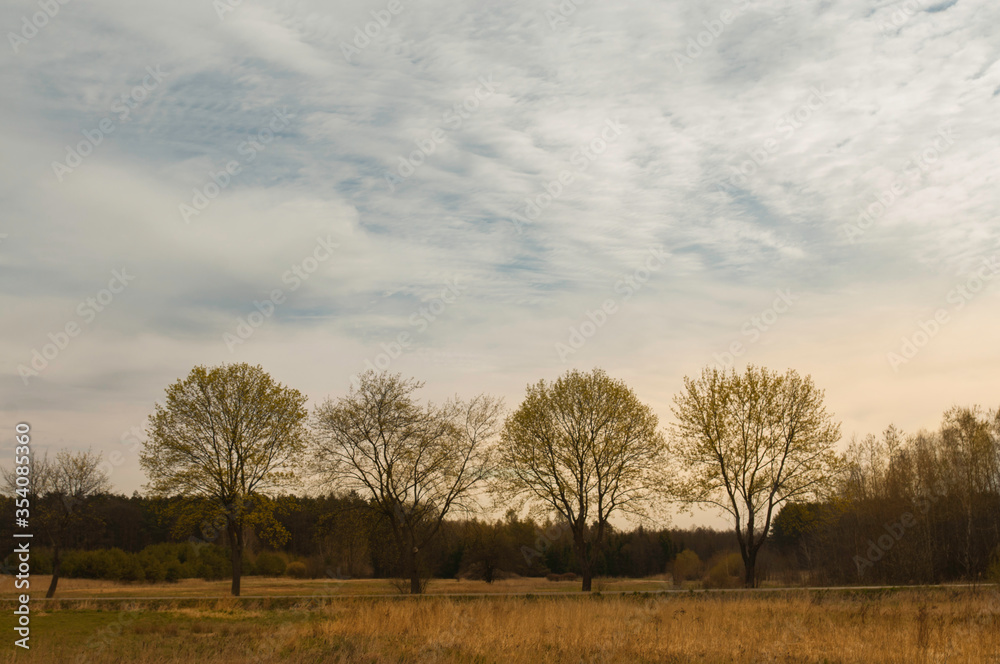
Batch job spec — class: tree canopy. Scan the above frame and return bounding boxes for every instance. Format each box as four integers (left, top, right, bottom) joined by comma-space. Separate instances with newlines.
140, 362, 308, 595
669, 365, 842, 587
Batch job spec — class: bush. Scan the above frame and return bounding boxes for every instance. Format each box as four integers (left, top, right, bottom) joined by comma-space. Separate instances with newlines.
164, 562, 183, 583
196, 546, 231, 580
255, 552, 287, 577
672, 550, 702, 586
988, 547, 1000, 584
119, 555, 146, 582
703, 552, 744, 589
57, 543, 241, 582
140, 555, 167, 583
286, 561, 308, 578
30, 550, 53, 575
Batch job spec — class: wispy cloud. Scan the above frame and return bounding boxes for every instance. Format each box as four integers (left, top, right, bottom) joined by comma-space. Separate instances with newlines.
2, 0, 999, 498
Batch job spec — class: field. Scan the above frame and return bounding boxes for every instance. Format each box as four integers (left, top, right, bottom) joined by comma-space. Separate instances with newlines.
2, 577, 999, 663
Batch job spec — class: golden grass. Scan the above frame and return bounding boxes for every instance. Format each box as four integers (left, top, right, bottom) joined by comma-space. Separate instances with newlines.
0, 574, 677, 598
3, 587, 998, 663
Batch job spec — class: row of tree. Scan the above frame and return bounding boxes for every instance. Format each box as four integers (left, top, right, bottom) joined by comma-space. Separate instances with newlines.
131, 364, 844, 594
8, 363, 997, 596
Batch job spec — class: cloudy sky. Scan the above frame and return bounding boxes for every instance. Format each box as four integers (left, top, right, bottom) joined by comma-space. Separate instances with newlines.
2, 0, 999, 523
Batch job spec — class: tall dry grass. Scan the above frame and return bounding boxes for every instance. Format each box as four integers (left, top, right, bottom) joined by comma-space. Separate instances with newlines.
4, 588, 998, 663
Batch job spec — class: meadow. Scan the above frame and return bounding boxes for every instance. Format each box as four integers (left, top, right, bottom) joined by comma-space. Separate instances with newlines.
2, 577, 998, 663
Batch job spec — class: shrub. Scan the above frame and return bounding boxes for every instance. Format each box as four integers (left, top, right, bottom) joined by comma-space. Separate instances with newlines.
672, 550, 702, 586
164, 562, 183, 583
196, 546, 231, 580
286, 561, 308, 578
30, 550, 53, 575
140, 555, 167, 583
255, 552, 287, 576
119, 555, 146, 583
988, 547, 1000, 584
703, 552, 744, 589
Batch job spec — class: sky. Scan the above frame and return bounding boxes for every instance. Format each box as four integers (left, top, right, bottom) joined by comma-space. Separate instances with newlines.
1, 0, 999, 528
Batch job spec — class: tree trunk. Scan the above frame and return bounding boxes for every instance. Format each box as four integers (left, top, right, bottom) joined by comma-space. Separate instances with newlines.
408, 547, 422, 594
744, 548, 758, 588
228, 523, 244, 597
45, 546, 61, 599
574, 528, 593, 592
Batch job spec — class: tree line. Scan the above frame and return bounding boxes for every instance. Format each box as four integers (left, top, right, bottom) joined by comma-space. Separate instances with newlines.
5, 363, 998, 596
771, 407, 1000, 584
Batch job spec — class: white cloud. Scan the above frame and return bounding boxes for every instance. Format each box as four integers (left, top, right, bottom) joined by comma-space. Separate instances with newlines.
1, 0, 999, 509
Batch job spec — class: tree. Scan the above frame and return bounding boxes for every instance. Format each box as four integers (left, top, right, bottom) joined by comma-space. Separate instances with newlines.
140, 363, 308, 596
669, 366, 841, 587
940, 405, 997, 577
2, 449, 110, 597
495, 368, 667, 592
311, 371, 502, 594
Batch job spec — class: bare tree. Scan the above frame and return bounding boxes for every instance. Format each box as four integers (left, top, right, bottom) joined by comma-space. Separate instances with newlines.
495, 368, 667, 592
2, 449, 110, 598
311, 371, 502, 594
140, 363, 308, 596
669, 366, 842, 587
940, 405, 996, 578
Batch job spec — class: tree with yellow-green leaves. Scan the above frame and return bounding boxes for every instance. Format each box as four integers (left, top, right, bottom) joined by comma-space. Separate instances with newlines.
495, 368, 667, 592
140, 363, 308, 596
669, 366, 842, 588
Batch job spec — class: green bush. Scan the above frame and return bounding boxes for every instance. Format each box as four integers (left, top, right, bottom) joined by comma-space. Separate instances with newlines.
30, 550, 53, 575
988, 547, 1000, 584
285, 561, 308, 578
196, 546, 231, 580
57, 543, 239, 582
672, 550, 702, 586
703, 552, 744, 589
164, 562, 183, 583
140, 554, 167, 583
255, 552, 287, 576
119, 555, 146, 582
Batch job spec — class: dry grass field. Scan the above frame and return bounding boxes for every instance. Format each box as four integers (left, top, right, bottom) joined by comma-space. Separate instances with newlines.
0, 574, 679, 599
1, 582, 998, 663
